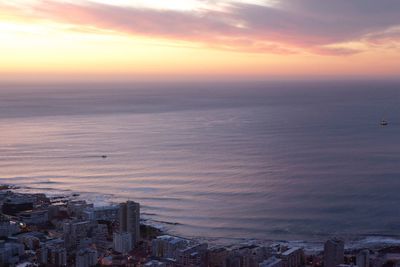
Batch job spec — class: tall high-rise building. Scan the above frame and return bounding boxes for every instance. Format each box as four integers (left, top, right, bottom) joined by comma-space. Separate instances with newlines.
323, 239, 344, 267
113, 232, 133, 253
281, 247, 304, 267
356, 249, 369, 267
76, 248, 98, 267
118, 201, 140, 243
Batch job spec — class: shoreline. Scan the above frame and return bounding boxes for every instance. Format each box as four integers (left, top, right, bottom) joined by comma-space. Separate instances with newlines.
4, 184, 400, 252
2, 184, 400, 266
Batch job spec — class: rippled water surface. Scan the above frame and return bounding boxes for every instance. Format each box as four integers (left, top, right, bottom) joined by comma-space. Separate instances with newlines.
1, 81, 400, 242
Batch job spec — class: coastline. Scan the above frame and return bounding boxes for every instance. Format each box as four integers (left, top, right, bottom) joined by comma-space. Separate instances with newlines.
2, 183, 400, 266
4, 184, 400, 252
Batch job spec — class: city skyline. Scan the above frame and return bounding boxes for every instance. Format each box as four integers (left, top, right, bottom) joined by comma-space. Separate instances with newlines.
1, 0, 400, 81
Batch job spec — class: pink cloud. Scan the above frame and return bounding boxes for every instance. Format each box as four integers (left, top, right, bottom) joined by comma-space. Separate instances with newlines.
2, 0, 400, 55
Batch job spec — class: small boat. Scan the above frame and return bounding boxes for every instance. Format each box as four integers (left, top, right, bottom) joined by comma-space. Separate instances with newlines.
380, 119, 388, 126
101, 155, 107, 158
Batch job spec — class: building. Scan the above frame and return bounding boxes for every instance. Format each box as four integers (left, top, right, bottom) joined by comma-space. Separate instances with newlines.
94, 223, 111, 251
30, 193, 51, 206
259, 257, 283, 267
0, 217, 19, 237
48, 204, 61, 220
113, 232, 133, 253
77, 237, 93, 249
0, 241, 24, 266
39, 243, 49, 264
67, 200, 94, 218
356, 250, 369, 267
225, 254, 241, 267
152, 235, 188, 259
223, 245, 270, 267
39, 239, 68, 266
18, 209, 49, 225
83, 205, 119, 221
18, 234, 41, 250
324, 239, 344, 267
176, 243, 208, 267
280, 247, 303, 267
208, 247, 229, 267
119, 201, 140, 243
2, 196, 34, 215
48, 246, 67, 266
63, 220, 97, 250
76, 248, 98, 267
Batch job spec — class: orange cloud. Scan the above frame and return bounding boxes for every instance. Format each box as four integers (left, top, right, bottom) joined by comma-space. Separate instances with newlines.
1, 0, 400, 80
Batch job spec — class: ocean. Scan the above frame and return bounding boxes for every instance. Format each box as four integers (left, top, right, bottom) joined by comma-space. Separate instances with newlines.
1, 80, 400, 245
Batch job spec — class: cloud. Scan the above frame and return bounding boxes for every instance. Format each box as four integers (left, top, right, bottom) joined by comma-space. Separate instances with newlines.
1, 0, 400, 55
312, 47, 363, 56
363, 27, 400, 49
278, 0, 400, 41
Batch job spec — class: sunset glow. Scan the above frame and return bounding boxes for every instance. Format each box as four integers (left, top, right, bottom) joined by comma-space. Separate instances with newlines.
1, 0, 400, 80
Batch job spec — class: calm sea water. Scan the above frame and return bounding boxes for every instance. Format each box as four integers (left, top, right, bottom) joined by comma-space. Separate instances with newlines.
1, 80, 400, 243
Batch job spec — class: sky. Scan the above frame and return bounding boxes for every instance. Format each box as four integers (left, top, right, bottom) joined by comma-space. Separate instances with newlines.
1, 0, 400, 81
